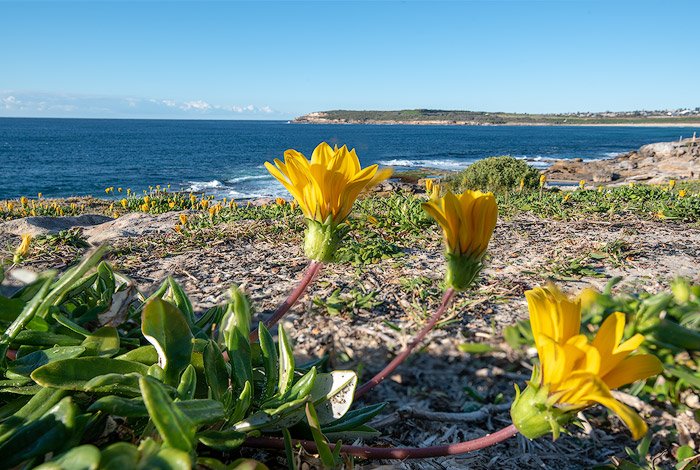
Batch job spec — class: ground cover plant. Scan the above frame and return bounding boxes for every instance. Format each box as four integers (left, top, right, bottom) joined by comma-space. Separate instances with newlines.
0, 146, 698, 468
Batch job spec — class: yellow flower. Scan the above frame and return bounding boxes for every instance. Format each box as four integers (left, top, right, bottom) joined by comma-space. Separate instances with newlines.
430, 183, 441, 200
141, 203, 149, 212
678, 189, 687, 198
201, 199, 209, 210
169, 201, 176, 209
37, 192, 42, 198
120, 198, 128, 209
422, 189, 498, 289
519, 178, 525, 192
265, 142, 389, 224
265, 142, 391, 261
629, 182, 635, 188
669, 179, 676, 190
13, 234, 32, 263
275, 197, 286, 206
579, 180, 586, 190
563, 193, 571, 202
6, 202, 15, 211
539, 174, 546, 188
20, 196, 28, 206
511, 285, 663, 440
126, 188, 132, 196
179, 214, 188, 225
597, 185, 604, 193
174, 224, 182, 233
143, 195, 151, 205
425, 178, 434, 192
118, 187, 123, 193
367, 215, 379, 225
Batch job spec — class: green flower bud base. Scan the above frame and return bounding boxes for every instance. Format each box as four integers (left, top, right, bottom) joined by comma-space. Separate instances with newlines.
510, 368, 575, 440
304, 218, 347, 263
444, 253, 482, 291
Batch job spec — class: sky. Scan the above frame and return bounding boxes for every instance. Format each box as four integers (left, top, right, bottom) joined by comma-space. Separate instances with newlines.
1, 0, 699, 120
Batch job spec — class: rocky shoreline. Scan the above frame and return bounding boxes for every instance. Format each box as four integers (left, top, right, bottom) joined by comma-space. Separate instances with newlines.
545, 137, 699, 184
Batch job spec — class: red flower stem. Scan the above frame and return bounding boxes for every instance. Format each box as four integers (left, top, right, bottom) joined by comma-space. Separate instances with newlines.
354, 287, 456, 398
244, 424, 517, 459
249, 261, 323, 341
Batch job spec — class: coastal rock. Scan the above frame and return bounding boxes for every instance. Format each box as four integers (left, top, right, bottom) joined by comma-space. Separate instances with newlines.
83, 211, 189, 244
0, 214, 112, 237
545, 137, 700, 184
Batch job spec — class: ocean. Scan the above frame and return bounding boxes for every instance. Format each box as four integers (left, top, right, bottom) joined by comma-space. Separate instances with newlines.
1, 118, 698, 200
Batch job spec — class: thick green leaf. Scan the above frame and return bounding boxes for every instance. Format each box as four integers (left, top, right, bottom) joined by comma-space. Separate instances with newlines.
309, 371, 358, 424
305, 402, 336, 468
6, 346, 85, 377
203, 340, 229, 401
0, 397, 77, 467
31, 357, 149, 390
89, 396, 224, 425
142, 299, 194, 386
82, 326, 120, 357
229, 381, 251, 423
258, 323, 278, 402
99, 442, 139, 470
321, 402, 386, 434
139, 376, 196, 453
141, 447, 192, 470
166, 277, 195, 326
197, 428, 246, 451
84, 373, 143, 396
277, 326, 295, 397
177, 364, 197, 400
12, 330, 83, 347
116, 345, 158, 364
35, 444, 101, 470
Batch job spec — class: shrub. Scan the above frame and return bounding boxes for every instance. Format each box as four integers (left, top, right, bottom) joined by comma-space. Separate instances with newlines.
449, 156, 540, 193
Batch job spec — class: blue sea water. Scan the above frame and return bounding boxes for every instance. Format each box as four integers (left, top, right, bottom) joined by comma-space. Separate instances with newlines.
1, 118, 698, 200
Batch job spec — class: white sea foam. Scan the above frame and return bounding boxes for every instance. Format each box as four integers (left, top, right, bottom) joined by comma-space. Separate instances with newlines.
378, 158, 469, 170
227, 174, 273, 184
185, 180, 223, 192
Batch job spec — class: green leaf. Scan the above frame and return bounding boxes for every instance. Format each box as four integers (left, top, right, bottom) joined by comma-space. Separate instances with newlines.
305, 402, 336, 469
116, 345, 158, 365
12, 330, 83, 347
139, 376, 195, 453
81, 326, 120, 357
197, 428, 247, 451
203, 340, 229, 401
229, 381, 251, 423
309, 371, 357, 424
0, 397, 77, 468
177, 364, 197, 401
142, 299, 194, 386
31, 357, 149, 390
457, 342, 496, 354
277, 326, 295, 397
166, 277, 195, 327
321, 402, 386, 434
6, 346, 85, 377
99, 442, 139, 470
89, 396, 224, 425
141, 447, 192, 470
282, 428, 297, 470
84, 373, 143, 396
258, 323, 278, 402
35, 444, 101, 470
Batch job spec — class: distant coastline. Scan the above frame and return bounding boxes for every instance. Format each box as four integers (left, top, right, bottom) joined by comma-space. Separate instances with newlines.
293, 109, 700, 127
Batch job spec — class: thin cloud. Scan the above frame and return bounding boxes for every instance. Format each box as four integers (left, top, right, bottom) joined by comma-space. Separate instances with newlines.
0, 91, 285, 119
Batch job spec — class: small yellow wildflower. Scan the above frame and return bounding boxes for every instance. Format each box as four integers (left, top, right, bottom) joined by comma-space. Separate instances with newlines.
174, 224, 182, 233
265, 142, 391, 261
37, 192, 42, 198
678, 189, 687, 198
201, 199, 209, 210
563, 193, 571, 202
169, 201, 176, 209
118, 187, 123, 193
367, 215, 379, 225
7, 202, 15, 211
519, 178, 525, 192
579, 180, 586, 190
13, 234, 32, 263
179, 214, 188, 225
668, 179, 676, 190
275, 197, 286, 206
539, 174, 546, 188
20, 196, 28, 206
143, 195, 150, 206
511, 285, 663, 440
425, 178, 434, 192
120, 199, 128, 209
141, 203, 149, 212
422, 189, 498, 289
629, 182, 635, 188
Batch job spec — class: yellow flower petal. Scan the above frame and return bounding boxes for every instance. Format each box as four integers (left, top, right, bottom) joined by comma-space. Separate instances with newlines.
602, 354, 663, 390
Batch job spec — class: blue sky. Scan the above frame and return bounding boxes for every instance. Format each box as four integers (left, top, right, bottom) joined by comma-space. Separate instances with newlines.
2, 0, 698, 119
